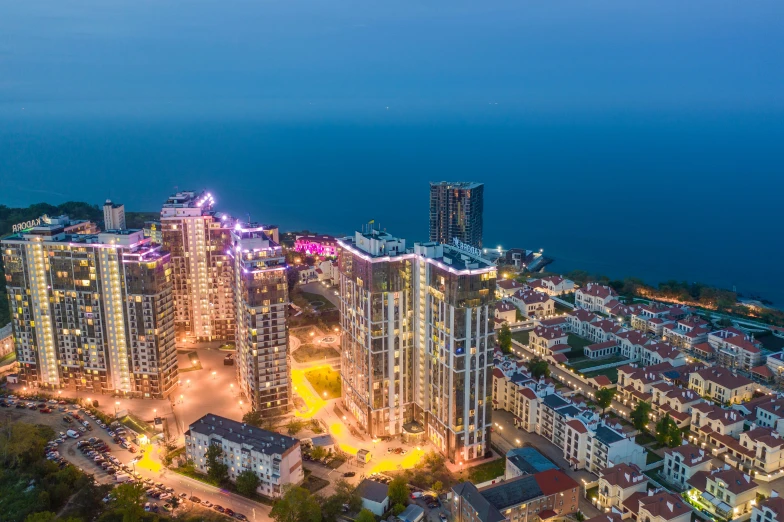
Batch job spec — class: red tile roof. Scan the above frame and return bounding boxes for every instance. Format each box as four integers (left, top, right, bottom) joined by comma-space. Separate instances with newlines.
566, 419, 588, 435
532, 469, 579, 496
599, 463, 647, 489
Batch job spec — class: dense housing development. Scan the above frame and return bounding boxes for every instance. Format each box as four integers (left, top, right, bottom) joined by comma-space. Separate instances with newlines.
338, 227, 497, 463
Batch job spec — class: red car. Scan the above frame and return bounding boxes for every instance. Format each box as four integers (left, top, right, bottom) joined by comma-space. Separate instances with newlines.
40, 408, 52, 413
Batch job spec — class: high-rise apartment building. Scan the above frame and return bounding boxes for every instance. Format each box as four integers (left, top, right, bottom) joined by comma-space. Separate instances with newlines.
1, 226, 178, 398
103, 199, 126, 230
160, 191, 235, 341
231, 224, 291, 415
429, 181, 484, 248
338, 227, 496, 463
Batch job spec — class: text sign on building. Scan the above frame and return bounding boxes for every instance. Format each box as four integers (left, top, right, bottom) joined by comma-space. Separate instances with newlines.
452, 237, 482, 257
11, 215, 47, 233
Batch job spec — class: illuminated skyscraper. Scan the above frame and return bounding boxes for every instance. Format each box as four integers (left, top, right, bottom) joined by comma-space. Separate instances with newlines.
160, 191, 235, 341
231, 224, 291, 415
429, 181, 484, 248
1, 226, 177, 398
338, 227, 496, 463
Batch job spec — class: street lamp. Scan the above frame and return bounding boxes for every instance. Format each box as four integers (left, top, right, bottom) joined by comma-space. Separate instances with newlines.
212, 371, 216, 380
187, 379, 191, 388
115, 401, 120, 418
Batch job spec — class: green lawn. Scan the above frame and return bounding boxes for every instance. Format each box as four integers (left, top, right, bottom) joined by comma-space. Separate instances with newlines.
305, 367, 342, 399
512, 331, 530, 345
300, 291, 336, 311
635, 432, 657, 446
567, 355, 626, 371
583, 367, 619, 383
293, 343, 340, 363
554, 301, 574, 313
567, 334, 593, 351
646, 451, 664, 465
464, 457, 506, 483
0, 351, 16, 366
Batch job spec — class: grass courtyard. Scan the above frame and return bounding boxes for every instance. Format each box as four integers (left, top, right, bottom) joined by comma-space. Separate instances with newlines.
300, 291, 336, 311
305, 366, 342, 399
583, 367, 619, 383
512, 331, 530, 345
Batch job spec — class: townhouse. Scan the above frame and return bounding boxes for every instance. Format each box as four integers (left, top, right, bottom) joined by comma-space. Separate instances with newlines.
691, 402, 746, 438
597, 463, 648, 510
751, 396, 784, 432
621, 490, 692, 522
510, 290, 555, 319
565, 309, 601, 337
497, 279, 529, 299
617, 363, 674, 407
650, 383, 702, 428
615, 330, 650, 363
529, 276, 575, 296
752, 494, 784, 522
661, 444, 712, 491
494, 301, 518, 327
640, 341, 687, 367
584, 340, 620, 360
575, 284, 618, 314
662, 316, 711, 350
529, 325, 570, 358
709, 328, 764, 372
689, 367, 755, 405
687, 467, 758, 521
737, 427, 784, 474
630, 304, 689, 337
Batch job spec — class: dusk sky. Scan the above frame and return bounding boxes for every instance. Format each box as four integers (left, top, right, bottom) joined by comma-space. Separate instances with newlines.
1, 0, 782, 111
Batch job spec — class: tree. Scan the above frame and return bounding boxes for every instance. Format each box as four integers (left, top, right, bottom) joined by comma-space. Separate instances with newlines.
271, 485, 322, 522
497, 324, 512, 354
287, 419, 305, 435
655, 413, 683, 448
515, 308, 525, 322
236, 469, 261, 496
575, 512, 586, 522
668, 422, 683, 447
355, 509, 377, 522
310, 445, 328, 461
321, 479, 362, 521
595, 388, 616, 414
112, 482, 146, 522
242, 410, 264, 427
24, 513, 57, 522
630, 401, 652, 432
432, 480, 444, 496
388, 477, 410, 507
392, 503, 406, 516
205, 444, 229, 483
527, 358, 551, 380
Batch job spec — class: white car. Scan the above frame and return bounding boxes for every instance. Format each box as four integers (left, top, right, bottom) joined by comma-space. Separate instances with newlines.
202, 500, 213, 508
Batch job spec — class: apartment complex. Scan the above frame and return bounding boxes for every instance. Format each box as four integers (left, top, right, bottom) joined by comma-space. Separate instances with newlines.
185, 413, 303, 498
103, 199, 126, 230
338, 228, 496, 463
1, 226, 177, 398
449, 470, 579, 522
160, 191, 236, 341
429, 181, 484, 248
597, 463, 648, 510
231, 224, 291, 416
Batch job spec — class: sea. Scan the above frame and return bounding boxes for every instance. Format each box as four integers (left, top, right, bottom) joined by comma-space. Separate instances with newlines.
1, 0, 783, 303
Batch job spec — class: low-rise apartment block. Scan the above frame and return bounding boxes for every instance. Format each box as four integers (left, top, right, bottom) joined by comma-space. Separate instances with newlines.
494, 301, 518, 327
751, 494, 784, 522
662, 316, 710, 350
529, 325, 569, 358
185, 413, 304, 498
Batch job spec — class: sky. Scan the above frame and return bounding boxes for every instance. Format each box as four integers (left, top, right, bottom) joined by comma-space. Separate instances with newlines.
0, 0, 782, 112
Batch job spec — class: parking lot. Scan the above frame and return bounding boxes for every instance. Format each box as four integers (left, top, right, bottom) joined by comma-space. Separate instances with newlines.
0, 395, 252, 520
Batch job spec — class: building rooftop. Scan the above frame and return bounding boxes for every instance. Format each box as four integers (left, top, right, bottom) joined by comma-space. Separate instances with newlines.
594, 425, 625, 446
479, 475, 544, 510
451, 482, 505, 522
187, 414, 299, 457
430, 181, 484, 189
357, 479, 389, 503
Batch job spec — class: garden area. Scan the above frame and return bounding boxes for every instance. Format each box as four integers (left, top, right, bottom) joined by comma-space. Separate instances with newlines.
300, 291, 336, 311
584, 367, 619, 383
511, 330, 530, 345
566, 355, 627, 371
293, 343, 340, 363
463, 457, 506, 484
305, 366, 342, 399
646, 451, 664, 465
